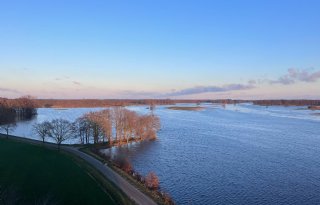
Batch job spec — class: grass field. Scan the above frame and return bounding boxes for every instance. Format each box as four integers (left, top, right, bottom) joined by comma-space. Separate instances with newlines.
0, 138, 124, 205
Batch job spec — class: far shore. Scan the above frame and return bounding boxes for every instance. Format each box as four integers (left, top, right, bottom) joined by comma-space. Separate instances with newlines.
308, 106, 320, 110
167, 106, 204, 111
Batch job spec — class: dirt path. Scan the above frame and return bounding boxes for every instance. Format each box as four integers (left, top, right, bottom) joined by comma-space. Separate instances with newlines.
0, 134, 157, 205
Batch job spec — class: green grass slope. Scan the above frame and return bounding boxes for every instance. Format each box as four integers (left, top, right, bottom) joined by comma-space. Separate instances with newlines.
0, 138, 118, 205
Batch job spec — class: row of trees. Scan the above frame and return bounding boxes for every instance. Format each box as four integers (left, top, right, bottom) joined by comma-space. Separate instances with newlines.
252, 99, 320, 106
74, 107, 160, 145
33, 107, 160, 146
0, 96, 37, 136
33, 119, 74, 147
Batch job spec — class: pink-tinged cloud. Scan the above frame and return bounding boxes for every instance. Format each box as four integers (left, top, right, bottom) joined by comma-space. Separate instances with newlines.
164, 83, 256, 97
72, 81, 82, 86
0, 87, 21, 94
271, 68, 320, 85
248, 80, 257, 85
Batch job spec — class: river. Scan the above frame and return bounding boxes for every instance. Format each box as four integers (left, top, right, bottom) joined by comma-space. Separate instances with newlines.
11, 103, 320, 204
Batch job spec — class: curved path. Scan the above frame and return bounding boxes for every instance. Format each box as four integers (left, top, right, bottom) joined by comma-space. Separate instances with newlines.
0, 134, 157, 205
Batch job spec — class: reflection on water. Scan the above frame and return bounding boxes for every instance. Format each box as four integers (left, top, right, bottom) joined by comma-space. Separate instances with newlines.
12, 107, 105, 143
101, 140, 156, 160
12, 104, 320, 205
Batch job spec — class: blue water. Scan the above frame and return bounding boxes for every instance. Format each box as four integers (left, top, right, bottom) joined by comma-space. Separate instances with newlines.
104, 104, 320, 205
11, 104, 320, 204
11, 107, 105, 143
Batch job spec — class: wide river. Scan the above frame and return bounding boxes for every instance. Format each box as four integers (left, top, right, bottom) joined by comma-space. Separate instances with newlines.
11, 103, 320, 205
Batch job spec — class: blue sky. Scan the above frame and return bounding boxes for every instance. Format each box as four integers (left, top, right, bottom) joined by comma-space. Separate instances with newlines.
0, 0, 320, 99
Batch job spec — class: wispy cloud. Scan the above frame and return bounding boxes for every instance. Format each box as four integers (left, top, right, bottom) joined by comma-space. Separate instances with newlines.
72, 81, 82, 86
118, 90, 159, 98
0, 87, 21, 94
248, 80, 257, 85
54, 76, 83, 87
54, 76, 71, 81
164, 83, 255, 97
270, 68, 320, 85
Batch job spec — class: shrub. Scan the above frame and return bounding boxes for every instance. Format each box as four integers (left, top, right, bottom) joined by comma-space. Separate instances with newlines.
145, 172, 159, 190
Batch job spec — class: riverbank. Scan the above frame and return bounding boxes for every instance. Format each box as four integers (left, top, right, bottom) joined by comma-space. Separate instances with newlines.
81, 147, 174, 205
0, 134, 156, 205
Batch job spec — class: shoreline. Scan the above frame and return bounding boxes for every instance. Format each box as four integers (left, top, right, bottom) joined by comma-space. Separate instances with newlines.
82, 147, 172, 205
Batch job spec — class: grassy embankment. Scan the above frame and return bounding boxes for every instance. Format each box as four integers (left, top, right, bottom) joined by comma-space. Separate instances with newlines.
0, 136, 134, 205
167, 106, 204, 111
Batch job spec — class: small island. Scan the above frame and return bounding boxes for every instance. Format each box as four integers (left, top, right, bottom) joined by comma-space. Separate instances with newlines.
167, 106, 204, 111
308, 106, 320, 110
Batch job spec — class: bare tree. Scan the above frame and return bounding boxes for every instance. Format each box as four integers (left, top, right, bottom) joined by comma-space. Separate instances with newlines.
73, 117, 88, 144
123, 110, 138, 143
0, 102, 16, 138
112, 107, 125, 145
135, 114, 160, 141
33, 121, 51, 143
46, 119, 74, 148
85, 112, 103, 144
99, 109, 113, 144
145, 172, 160, 190
0, 122, 17, 138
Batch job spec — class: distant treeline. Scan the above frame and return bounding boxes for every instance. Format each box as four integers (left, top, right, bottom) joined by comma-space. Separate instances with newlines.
0, 96, 37, 123
26, 99, 253, 108
35, 99, 174, 108
1, 97, 320, 109
252, 100, 320, 106
175, 99, 320, 106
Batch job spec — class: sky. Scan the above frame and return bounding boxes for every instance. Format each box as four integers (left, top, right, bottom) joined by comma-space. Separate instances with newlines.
0, 0, 320, 99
